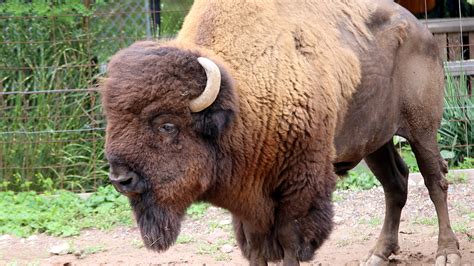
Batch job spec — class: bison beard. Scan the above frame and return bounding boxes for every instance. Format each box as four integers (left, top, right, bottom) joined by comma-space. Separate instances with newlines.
130, 190, 184, 252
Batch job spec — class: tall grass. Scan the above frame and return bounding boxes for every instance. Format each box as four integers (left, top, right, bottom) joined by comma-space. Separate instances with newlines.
439, 73, 473, 165
0, 1, 192, 192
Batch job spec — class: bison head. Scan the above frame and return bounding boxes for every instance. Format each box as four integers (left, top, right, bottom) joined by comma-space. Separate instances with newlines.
101, 41, 237, 251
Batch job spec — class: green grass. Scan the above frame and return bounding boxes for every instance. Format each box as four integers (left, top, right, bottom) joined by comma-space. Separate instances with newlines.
439, 73, 473, 166
337, 167, 380, 190
446, 172, 469, 184
186, 202, 210, 219
0, 185, 133, 237
196, 238, 233, 261
332, 192, 345, 202
413, 216, 438, 226
358, 217, 382, 227
452, 221, 470, 234
176, 234, 194, 244
468, 213, 474, 220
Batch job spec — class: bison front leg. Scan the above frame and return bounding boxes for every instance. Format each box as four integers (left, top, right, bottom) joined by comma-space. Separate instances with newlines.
233, 217, 269, 266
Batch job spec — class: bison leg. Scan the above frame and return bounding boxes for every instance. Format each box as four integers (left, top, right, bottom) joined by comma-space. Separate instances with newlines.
233, 218, 269, 266
276, 218, 300, 266
364, 140, 409, 265
408, 135, 461, 265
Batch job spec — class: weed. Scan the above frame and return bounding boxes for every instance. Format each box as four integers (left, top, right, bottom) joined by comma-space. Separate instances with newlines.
359, 217, 382, 227
468, 212, 474, 220
176, 234, 193, 244
336, 239, 351, 247
186, 202, 210, 219
196, 239, 233, 261
0, 185, 133, 237
83, 245, 106, 255
332, 192, 344, 202
400, 147, 420, 172
337, 168, 380, 190
446, 172, 468, 184
413, 216, 438, 226
131, 238, 144, 249
452, 222, 470, 234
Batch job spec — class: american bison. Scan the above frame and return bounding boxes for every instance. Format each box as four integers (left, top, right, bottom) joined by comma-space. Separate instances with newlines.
101, 0, 461, 265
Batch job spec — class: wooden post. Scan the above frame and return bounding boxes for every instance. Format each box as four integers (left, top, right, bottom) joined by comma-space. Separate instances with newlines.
469, 32, 474, 60
448, 33, 463, 61
434, 33, 448, 62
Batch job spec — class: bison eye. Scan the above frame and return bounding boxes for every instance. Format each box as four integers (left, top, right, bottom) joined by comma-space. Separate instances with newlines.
158, 123, 178, 135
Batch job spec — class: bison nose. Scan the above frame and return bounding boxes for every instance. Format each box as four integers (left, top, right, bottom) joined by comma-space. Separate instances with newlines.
109, 167, 144, 195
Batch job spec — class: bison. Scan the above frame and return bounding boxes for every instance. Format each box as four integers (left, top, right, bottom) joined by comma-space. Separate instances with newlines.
101, 0, 461, 265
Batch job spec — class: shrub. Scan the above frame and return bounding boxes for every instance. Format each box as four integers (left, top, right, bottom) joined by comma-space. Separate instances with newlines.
438, 73, 473, 166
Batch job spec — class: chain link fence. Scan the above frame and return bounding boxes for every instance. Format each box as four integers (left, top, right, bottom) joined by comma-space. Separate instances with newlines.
0, 0, 192, 192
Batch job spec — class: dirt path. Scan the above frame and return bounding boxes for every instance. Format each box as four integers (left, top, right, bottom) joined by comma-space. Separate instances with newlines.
1, 172, 473, 265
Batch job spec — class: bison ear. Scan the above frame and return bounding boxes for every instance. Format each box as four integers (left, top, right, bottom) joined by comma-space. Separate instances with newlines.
193, 109, 235, 139
192, 65, 237, 140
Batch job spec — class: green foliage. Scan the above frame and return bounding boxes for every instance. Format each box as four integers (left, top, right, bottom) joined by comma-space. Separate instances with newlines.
336, 168, 380, 190
399, 146, 420, 172
0, 185, 133, 237
438, 73, 473, 167
413, 216, 438, 226
186, 202, 210, 219
446, 172, 468, 184
176, 234, 194, 244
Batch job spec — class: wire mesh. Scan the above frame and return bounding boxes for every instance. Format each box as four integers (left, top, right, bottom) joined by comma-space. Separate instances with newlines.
1, 0, 473, 193
0, 0, 192, 192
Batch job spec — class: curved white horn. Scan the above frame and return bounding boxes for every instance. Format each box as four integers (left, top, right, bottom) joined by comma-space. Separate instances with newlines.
189, 57, 221, 112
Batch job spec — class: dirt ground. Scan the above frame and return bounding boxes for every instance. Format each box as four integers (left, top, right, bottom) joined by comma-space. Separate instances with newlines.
1, 171, 473, 266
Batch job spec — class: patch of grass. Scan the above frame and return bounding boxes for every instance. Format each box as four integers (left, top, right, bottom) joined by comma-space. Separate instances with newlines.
131, 238, 144, 249
446, 172, 468, 184
176, 234, 194, 244
332, 192, 344, 202
359, 217, 382, 227
186, 202, 210, 219
400, 147, 420, 173
207, 219, 233, 234
337, 168, 380, 190
0, 185, 133, 237
335, 239, 351, 247
468, 212, 474, 220
83, 245, 106, 255
452, 222, 470, 234
196, 239, 233, 261
413, 217, 438, 226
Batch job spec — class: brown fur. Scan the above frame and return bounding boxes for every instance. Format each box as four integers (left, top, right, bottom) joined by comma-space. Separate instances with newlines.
102, 0, 460, 264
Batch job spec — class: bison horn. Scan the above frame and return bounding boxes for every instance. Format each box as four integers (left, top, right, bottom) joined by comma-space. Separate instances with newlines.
189, 57, 221, 112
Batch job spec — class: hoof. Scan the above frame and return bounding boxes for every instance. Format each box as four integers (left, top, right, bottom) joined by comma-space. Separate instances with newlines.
363, 254, 389, 266
435, 253, 461, 266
